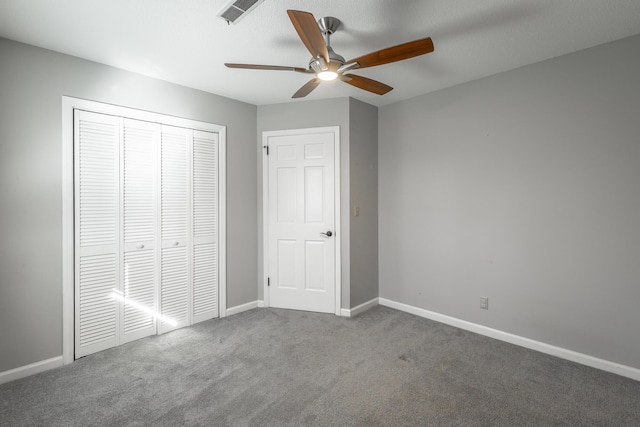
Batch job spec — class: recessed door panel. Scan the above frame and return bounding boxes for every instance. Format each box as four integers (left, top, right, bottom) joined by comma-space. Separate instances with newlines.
277, 240, 297, 289
305, 241, 325, 291
305, 166, 324, 223
304, 143, 325, 160
277, 145, 297, 161
277, 167, 297, 223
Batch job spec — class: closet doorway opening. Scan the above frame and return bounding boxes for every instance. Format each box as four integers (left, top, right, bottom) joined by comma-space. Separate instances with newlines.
62, 97, 227, 363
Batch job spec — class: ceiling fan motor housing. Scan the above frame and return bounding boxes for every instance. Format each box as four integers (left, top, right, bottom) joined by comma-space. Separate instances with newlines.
309, 46, 345, 72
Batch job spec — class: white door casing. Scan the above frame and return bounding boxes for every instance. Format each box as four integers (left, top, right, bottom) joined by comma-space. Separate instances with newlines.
262, 127, 341, 314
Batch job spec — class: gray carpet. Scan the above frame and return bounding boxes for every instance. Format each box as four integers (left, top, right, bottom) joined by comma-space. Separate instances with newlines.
1, 306, 639, 426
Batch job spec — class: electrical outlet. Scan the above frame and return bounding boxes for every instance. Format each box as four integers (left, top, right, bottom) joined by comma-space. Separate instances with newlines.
480, 296, 489, 310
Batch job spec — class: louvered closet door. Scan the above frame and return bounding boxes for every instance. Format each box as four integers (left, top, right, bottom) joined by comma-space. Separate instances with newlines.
159, 125, 191, 333
121, 118, 158, 343
74, 106, 221, 357
192, 130, 219, 322
74, 110, 119, 358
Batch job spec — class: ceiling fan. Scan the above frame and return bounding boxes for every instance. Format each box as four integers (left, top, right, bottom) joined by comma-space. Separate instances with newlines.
225, 10, 434, 98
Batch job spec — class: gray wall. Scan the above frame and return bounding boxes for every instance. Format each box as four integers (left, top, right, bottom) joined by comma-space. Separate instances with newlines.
379, 34, 640, 369
0, 38, 258, 372
257, 98, 352, 308
348, 99, 379, 307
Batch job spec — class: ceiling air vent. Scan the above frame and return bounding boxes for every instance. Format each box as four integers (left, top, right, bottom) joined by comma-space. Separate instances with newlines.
218, 0, 266, 25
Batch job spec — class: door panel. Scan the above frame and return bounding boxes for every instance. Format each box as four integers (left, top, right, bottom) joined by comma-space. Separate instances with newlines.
277, 240, 297, 288
77, 253, 117, 354
304, 166, 324, 223
75, 111, 119, 358
160, 245, 189, 329
277, 168, 297, 222
192, 130, 219, 322
122, 249, 155, 342
161, 127, 189, 241
193, 242, 218, 321
266, 130, 336, 313
305, 241, 325, 291
121, 118, 157, 343
159, 125, 190, 333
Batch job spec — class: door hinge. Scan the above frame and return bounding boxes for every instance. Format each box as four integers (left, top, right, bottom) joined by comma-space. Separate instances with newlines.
263, 145, 269, 155
267, 277, 270, 287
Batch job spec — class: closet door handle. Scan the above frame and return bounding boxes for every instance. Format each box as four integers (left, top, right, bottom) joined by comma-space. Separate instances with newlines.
137, 243, 145, 249
174, 241, 180, 246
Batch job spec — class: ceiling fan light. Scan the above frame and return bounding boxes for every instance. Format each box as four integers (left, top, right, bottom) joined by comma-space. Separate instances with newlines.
318, 71, 338, 81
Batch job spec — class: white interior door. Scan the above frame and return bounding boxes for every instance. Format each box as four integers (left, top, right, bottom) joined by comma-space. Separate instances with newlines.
265, 128, 339, 314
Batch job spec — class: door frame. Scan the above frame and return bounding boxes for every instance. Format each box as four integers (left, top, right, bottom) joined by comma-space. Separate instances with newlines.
261, 127, 341, 315
61, 96, 227, 365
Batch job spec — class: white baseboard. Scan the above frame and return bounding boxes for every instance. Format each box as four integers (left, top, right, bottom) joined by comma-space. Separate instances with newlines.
341, 298, 379, 317
226, 300, 262, 316
0, 356, 64, 385
7, 301, 636, 385
379, 298, 640, 382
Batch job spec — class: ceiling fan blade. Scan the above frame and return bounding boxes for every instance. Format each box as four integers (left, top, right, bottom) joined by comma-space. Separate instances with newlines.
287, 10, 330, 65
339, 74, 393, 95
292, 78, 322, 98
347, 37, 434, 69
225, 63, 310, 73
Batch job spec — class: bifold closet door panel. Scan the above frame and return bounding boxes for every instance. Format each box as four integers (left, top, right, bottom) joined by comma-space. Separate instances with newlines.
121, 118, 158, 343
74, 110, 120, 358
159, 125, 191, 333
192, 130, 219, 323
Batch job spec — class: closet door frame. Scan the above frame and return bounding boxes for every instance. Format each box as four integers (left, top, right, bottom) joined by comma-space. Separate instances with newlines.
62, 96, 227, 365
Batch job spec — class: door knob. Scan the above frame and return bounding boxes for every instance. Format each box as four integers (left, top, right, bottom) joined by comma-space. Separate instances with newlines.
320, 231, 333, 237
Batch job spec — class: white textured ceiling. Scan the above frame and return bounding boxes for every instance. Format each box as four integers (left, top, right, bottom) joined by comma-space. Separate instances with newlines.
1, 0, 639, 107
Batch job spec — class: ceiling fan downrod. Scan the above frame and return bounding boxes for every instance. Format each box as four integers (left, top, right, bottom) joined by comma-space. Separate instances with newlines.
311, 16, 345, 76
